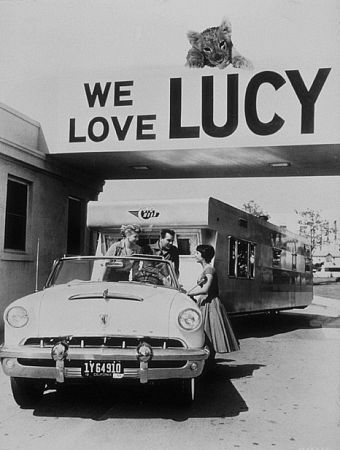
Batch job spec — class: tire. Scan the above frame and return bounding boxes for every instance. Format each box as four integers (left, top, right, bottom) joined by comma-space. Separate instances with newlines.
177, 378, 195, 406
10, 377, 45, 408
205, 338, 216, 371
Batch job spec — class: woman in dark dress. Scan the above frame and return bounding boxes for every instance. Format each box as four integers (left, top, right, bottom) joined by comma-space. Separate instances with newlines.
187, 244, 239, 354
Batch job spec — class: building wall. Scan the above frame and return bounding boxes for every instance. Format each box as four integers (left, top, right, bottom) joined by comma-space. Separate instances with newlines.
0, 103, 104, 338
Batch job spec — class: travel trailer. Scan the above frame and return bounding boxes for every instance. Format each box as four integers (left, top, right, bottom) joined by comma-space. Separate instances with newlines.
87, 197, 313, 314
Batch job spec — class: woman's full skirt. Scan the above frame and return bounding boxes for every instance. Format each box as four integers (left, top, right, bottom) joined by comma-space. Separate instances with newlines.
200, 296, 240, 353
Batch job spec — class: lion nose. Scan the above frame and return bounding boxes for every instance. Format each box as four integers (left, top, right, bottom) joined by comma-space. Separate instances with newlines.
213, 54, 224, 63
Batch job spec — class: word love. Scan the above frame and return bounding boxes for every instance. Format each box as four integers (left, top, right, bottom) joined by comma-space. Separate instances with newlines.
69, 80, 156, 142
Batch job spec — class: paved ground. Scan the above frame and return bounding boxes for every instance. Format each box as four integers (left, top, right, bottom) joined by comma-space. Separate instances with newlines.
313, 281, 340, 300
0, 294, 339, 450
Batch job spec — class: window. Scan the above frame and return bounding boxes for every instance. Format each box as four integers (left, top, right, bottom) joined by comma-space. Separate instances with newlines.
4, 177, 29, 251
237, 240, 249, 277
292, 253, 297, 271
272, 248, 282, 266
177, 238, 191, 255
271, 232, 282, 248
67, 197, 83, 255
228, 237, 256, 278
176, 233, 199, 256
305, 257, 312, 273
229, 237, 236, 276
249, 244, 256, 278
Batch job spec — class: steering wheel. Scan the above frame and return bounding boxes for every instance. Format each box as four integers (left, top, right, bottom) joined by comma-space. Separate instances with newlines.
133, 268, 164, 285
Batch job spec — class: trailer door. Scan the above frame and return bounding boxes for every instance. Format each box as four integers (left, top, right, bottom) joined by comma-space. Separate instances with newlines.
176, 231, 201, 290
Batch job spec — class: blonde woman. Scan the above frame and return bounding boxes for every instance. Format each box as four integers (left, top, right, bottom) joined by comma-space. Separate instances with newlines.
104, 224, 142, 281
106, 224, 142, 257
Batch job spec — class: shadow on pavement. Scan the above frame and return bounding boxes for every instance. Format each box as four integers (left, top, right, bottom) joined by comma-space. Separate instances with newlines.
230, 310, 340, 340
30, 362, 263, 421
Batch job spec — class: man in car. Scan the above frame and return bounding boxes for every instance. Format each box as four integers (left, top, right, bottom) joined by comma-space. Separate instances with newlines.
149, 229, 180, 277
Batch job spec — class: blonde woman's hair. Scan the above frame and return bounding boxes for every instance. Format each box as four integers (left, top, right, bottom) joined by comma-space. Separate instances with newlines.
120, 224, 141, 237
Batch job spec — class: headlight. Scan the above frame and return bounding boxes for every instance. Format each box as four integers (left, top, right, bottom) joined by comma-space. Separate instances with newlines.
6, 306, 29, 328
178, 308, 201, 331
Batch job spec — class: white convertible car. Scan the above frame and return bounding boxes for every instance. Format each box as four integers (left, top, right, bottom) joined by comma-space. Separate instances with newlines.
0, 255, 209, 406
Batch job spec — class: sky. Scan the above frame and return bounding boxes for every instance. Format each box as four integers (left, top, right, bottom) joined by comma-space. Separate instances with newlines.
0, 0, 339, 234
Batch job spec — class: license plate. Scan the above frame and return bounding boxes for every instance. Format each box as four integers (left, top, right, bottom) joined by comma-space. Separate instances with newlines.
81, 361, 124, 378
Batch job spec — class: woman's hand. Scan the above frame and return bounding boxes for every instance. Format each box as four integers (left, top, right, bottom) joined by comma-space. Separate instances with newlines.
187, 293, 196, 301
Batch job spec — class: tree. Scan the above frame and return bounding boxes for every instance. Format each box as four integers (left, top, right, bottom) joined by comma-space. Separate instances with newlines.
295, 208, 337, 251
242, 200, 270, 220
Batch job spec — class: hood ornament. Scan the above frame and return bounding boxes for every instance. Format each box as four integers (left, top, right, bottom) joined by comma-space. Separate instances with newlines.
99, 314, 110, 328
103, 288, 109, 300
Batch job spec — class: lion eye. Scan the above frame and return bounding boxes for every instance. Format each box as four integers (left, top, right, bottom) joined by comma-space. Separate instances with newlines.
203, 47, 211, 53
220, 40, 226, 49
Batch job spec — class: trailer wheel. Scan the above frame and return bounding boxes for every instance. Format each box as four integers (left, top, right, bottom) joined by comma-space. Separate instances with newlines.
10, 377, 45, 407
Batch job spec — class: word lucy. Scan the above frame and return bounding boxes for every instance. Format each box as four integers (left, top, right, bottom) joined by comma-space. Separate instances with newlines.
69, 68, 331, 143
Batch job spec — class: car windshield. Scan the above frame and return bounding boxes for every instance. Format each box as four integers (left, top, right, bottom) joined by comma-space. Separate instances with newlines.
46, 256, 178, 289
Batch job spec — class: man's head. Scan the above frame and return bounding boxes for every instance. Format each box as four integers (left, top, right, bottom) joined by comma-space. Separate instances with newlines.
159, 229, 175, 250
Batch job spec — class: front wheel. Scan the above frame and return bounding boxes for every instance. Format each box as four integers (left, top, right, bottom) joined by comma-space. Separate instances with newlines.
10, 377, 45, 407
205, 339, 216, 371
177, 378, 195, 406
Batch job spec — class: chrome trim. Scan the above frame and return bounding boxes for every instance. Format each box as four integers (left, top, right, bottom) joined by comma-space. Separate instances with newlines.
1, 355, 208, 382
0, 345, 209, 361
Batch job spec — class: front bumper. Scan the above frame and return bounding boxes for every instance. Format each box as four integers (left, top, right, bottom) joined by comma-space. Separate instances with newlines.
0, 344, 209, 383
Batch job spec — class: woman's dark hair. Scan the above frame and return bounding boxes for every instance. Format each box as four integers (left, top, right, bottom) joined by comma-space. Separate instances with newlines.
196, 244, 215, 263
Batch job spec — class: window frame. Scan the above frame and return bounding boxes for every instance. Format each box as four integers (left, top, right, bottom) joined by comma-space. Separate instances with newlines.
4, 176, 31, 253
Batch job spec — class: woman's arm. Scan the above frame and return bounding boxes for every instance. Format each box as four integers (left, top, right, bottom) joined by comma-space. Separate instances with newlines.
105, 242, 118, 256
187, 273, 213, 297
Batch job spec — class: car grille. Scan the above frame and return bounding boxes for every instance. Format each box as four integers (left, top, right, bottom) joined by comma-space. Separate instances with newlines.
23, 336, 185, 349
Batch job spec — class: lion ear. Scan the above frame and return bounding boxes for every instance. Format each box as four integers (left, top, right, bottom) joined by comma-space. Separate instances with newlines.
187, 30, 202, 48
220, 17, 232, 36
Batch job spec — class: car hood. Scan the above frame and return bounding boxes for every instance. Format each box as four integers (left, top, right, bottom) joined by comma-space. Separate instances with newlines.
37, 282, 179, 337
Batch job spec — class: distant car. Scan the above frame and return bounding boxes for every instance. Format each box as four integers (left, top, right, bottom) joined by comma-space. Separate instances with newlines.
0, 255, 209, 407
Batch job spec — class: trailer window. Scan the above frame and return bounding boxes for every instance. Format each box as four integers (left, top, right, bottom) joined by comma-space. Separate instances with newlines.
177, 238, 191, 255
237, 240, 249, 277
272, 249, 282, 266
229, 238, 236, 276
228, 237, 255, 279
271, 232, 282, 248
292, 253, 297, 271
305, 257, 312, 272
176, 233, 199, 256
249, 244, 256, 278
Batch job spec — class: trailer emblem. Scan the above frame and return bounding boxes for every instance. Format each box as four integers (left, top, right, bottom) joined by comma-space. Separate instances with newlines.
129, 208, 160, 220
